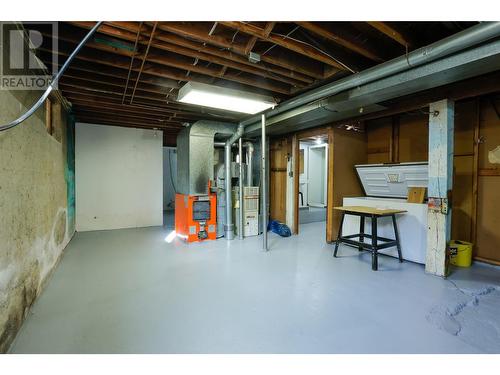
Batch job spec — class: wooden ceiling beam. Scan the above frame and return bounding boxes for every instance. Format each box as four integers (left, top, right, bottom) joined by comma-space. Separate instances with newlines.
75, 117, 183, 132
70, 101, 205, 122
50, 34, 292, 95
59, 88, 243, 121
38, 49, 181, 89
44, 41, 288, 99
155, 22, 324, 79
144, 51, 292, 94
73, 108, 182, 125
58, 69, 175, 98
244, 22, 275, 54
72, 102, 177, 119
59, 80, 178, 107
74, 112, 184, 128
244, 36, 258, 54
263, 22, 277, 37
296, 22, 384, 62
64, 93, 223, 120
219, 21, 345, 70
366, 22, 412, 48
75, 21, 316, 84
69, 21, 306, 88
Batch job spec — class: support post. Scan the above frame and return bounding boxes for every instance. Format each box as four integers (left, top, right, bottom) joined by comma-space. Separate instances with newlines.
261, 114, 268, 251
426, 99, 454, 276
238, 138, 244, 240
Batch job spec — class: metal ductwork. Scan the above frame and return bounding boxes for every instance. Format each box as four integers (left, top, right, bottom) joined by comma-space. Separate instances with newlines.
241, 22, 500, 136
176, 120, 237, 195
244, 141, 254, 187
224, 123, 245, 240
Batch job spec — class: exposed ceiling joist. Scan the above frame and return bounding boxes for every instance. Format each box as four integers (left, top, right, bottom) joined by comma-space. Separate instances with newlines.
69, 21, 308, 88
366, 22, 412, 48
42, 40, 288, 97
219, 21, 346, 71
29, 21, 479, 135
296, 22, 384, 62
155, 22, 325, 79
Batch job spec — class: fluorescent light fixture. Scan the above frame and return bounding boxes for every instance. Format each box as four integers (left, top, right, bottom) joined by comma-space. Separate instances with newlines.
177, 82, 276, 115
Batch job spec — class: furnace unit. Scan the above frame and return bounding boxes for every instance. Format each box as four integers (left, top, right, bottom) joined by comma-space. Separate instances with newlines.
175, 191, 217, 243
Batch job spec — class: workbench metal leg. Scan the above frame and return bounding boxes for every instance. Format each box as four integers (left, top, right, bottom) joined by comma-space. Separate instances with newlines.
371, 215, 378, 271
392, 214, 403, 263
333, 213, 345, 257
358, 215, 365, 251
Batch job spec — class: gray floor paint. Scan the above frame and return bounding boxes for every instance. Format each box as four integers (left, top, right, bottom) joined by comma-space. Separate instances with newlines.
299, 206, 326, 224
9, 221, 500, 354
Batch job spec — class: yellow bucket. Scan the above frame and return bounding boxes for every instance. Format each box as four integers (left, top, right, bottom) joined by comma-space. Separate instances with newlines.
449, 240, 473, 267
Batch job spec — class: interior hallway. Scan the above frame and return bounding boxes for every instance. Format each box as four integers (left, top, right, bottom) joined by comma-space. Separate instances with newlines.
9, 222, 500, 354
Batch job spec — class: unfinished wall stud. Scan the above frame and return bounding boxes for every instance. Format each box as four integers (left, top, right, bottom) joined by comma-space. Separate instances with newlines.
426, 99, 454, 277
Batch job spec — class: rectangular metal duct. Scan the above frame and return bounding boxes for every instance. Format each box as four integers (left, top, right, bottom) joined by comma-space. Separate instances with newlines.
176, 120, 237, 195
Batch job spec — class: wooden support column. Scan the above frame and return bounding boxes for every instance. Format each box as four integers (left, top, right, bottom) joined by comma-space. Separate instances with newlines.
426, 99, 455, 277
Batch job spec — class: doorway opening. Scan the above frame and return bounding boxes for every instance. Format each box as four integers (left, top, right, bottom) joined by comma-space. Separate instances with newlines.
298, 136, 328, 225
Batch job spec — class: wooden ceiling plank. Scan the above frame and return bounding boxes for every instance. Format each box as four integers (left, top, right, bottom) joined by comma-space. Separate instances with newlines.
38, 49, 181, 89
59, 87, 243, 120
130, 22, 158, 103
68, 21, 306, 88
263, 22, 277, 37
219, 21, 345, 70
65, 93, 223, 118
244, 22, 275, 54
244, 36, 258, 54
75, 116, 183, 131
74, 21, 316, 84
366, 22, 412, 48
296, 22, 384, 62
71, 101, 207, 122
44, 40, 290, 96
74, 111, 183, 127
154, 22, 324, 79
74, 108, 180, 124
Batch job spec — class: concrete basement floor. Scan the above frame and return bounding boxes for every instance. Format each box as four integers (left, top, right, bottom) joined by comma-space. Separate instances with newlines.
9, 221, 500, 354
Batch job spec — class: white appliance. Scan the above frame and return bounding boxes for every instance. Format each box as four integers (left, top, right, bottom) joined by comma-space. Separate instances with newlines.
234, 186, 260, 237
342, 162, 428, 264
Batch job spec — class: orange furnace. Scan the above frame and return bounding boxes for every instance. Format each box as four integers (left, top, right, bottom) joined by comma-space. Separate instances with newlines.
175, 188, 217, 243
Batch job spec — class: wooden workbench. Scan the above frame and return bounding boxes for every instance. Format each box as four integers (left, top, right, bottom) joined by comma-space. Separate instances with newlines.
333, 206, 407, 271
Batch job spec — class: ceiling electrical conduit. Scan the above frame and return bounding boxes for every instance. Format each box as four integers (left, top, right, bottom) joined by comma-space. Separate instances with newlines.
0, 21, 104, 132
239, 22, 500, 129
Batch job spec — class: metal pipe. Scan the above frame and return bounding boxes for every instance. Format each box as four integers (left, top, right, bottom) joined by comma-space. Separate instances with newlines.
224, 123, 245, 240
244, 141, 254, 186
0, 21, 104, 132
261, 114, 268, 251
239, 22, 500, 129
238, 138, 244, 240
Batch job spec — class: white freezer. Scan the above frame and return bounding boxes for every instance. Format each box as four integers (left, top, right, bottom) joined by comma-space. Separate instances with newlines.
341, 197, 427, 264
341, 162, 429, 264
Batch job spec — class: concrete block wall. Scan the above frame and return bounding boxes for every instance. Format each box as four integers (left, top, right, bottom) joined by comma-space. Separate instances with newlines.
0, 90, 74, 352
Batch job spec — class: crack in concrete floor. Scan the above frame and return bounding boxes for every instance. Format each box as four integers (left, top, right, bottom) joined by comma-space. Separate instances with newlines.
427, 281, 500, 352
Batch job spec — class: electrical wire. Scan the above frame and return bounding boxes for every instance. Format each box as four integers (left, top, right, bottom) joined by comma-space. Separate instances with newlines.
239, 22, 355, 74
0, 21, 104, 132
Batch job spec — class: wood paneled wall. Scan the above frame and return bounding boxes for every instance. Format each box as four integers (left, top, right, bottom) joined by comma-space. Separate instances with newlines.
476, 98, 500, 264
269, 136, 291, 223
365, 95, 500, 264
